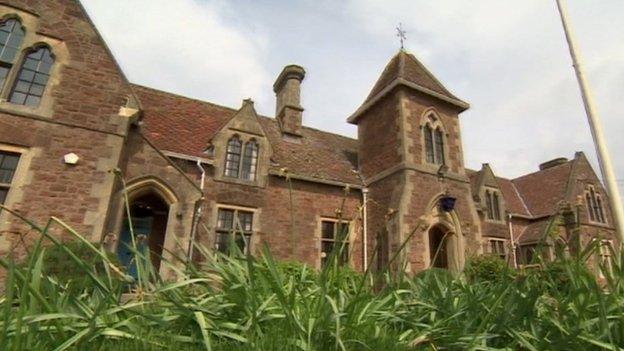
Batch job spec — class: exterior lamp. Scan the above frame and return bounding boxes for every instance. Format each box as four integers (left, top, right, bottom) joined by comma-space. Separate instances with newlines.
439, 195, 456, 212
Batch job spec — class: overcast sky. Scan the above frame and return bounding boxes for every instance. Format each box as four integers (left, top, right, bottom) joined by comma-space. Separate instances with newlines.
82, 0, 624, 201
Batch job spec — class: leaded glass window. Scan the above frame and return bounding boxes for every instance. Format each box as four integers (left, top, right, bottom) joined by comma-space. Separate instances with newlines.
224, 136, 242, 178
0, 151, 20, 205
215, 208, 253, 254
320, 220, 349, 268
434, 128, 445, 165
241, 140, 258, 181
424, 125, 434, 164
9, 46, 54, 107
0, 18, 25, 89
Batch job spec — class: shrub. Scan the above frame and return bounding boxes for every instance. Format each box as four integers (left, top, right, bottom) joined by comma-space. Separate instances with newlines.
39, 240, 122, 293
465, 254, 514, 283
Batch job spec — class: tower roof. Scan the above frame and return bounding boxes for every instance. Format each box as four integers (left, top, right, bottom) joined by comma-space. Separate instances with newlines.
348, 50, 468, 123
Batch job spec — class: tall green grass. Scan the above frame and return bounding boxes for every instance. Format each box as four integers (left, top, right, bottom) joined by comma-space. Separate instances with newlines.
0, 202, 622, 350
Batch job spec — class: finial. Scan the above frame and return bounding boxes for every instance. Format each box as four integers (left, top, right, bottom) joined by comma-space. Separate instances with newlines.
396, 23, 407, 49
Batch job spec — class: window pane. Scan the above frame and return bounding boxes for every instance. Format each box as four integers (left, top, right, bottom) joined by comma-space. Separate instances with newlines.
24, 95, 40, 107
321, 221, 335, 239
217, 209, 234, 230
9, 91, 25, 104
237, 211, 253, 231
215, 232, 230, 253
493, 193, 501, 220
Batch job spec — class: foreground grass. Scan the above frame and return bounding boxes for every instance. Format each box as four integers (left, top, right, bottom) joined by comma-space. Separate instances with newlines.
0, 212, 623, 350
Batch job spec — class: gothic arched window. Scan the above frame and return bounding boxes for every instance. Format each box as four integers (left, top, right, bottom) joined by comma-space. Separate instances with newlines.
224, 136, 242, 178
423, 118, 445, 165
586, 186, 606, 224
493, 192, 501, 220
9, 46, 54, 107
241, 140, 259, 181
434, 127, 445, 165
0, 18, 25, 88
424, 124, 434, 164
485, 190, 493, 220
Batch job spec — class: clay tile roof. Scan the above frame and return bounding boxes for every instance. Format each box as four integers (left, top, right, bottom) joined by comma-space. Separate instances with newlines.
496, 177, 531, 217
511, 161, 573, 218
364, 50, 463, 105
131, 84, 360, 185
517, 219, 552, 244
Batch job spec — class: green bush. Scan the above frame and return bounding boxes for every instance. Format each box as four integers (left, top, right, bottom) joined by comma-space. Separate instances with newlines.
464, 254, 515, 283
39, 240, 122, 293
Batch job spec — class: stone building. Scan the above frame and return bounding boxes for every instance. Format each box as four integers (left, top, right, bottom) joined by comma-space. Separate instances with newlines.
0, 0, 618, 278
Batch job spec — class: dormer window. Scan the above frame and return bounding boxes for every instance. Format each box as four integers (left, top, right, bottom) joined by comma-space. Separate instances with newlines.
485, 189, 502, 221
423, 114, 445, 165
224, 135, 260, 181
585, 186, 606, 224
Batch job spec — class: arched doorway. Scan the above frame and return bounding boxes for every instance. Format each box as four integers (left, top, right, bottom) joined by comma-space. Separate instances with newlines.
117, 192, 169, 279
428, 225, 449, 269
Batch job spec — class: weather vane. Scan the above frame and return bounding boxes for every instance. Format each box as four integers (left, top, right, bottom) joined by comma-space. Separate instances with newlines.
396, 23, 407, 49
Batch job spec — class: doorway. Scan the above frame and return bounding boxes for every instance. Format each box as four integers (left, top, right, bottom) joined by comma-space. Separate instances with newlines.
117, 192, 169, 279
428, 225, 448, 269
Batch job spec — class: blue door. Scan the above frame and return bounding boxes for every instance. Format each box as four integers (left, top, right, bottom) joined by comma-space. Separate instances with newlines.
117, 217, 153, 280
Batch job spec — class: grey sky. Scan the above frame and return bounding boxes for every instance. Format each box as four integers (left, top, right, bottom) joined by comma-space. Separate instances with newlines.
81, 0, 624, 201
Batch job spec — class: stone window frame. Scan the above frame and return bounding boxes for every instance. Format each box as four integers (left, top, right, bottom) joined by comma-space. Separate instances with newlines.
585, 185, 607, 225
213, 204, 258, 255
485, 237, 507, 261
0, 7, 68, 119
317, 216, 353, 269
595, 238, 613, 278
483, 187, 504, 223
419, 110, 448, 167
0, 143, 34, 251
218, 133, 264, 186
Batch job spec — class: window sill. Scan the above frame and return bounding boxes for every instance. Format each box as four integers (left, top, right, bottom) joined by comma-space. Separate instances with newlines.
0, 101, 52, 119
215, 175, 265, 188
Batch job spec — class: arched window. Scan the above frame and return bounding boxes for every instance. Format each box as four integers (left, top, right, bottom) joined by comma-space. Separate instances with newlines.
485, 190, 493, 220
241, 140, 259, 181
423, 120, 445, 165
586, 186, 606, 224
596, 196, 605, 223
9, 46, 54, 107
0, 18, 25, 88
434, 128, 445, 165
224, 136, 242, 178
424, 125, 434, 164
493, 192, 501, 220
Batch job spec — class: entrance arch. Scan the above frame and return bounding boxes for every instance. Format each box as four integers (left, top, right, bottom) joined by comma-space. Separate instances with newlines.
116, 177, 179, 279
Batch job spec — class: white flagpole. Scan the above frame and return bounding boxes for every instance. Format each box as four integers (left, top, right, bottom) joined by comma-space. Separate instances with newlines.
555, 0, 624, 243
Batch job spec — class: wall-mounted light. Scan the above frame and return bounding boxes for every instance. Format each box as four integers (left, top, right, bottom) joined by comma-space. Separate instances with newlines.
439, 195, 457, 212
63, 153, 79, 165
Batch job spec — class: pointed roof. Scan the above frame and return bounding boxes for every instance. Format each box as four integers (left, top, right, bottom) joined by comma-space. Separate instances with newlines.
348, 50, 469, 123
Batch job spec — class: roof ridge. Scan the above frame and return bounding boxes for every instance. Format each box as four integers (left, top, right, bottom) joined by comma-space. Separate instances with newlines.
131, 83, 358, 143
511, 159, 573, 183
402, 51, 458, 99
130, 83, 239, 113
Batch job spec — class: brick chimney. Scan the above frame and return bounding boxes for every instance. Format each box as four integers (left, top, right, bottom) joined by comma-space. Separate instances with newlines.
273, 65, 305, 137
